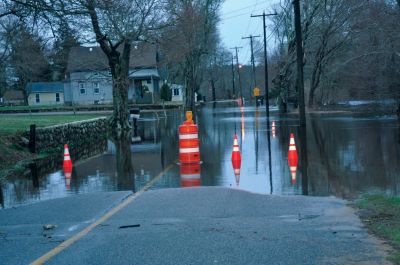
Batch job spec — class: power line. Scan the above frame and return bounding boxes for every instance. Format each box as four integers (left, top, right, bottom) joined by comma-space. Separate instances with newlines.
251, 11, 277, 119
230, 46, 244, 102
221, 2, 265, 16
242, 35, 260, 89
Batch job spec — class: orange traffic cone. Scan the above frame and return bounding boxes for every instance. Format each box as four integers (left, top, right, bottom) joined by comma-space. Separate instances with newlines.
231, 134, 241, 161
288, 133, 298, 185
231, 134, 241, 186
63, 144, 73, 171
288, 133, 298, 166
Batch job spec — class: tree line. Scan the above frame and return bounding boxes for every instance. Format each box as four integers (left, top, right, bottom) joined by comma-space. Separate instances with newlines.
268, 0, 400, 110
0, 0, 224, 136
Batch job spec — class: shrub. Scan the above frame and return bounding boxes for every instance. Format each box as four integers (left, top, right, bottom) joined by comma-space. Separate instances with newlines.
160, 83, 172, 101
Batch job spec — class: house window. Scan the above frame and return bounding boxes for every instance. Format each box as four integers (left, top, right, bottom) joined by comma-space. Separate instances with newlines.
35, 94, 40, 103
146, 79, 151, 84
93, 82, 99, 94
56, 93, 60, 102
173, 88, 179, 96
79, 82, 86, 94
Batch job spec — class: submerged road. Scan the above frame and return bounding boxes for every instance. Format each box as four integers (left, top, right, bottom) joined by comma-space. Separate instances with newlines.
0, 187, 389, 264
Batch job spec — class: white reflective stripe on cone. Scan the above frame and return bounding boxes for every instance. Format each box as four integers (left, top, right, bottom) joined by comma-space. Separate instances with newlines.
289, 146, 296, 151
234, 169, 240, 174
64, 156, 71, 161
179, 147, 200, 153
179, 134, 198, 140
290, 166, 297, 171
181, 174, 201, 179
290, 138, 295, 145
65, 173, 72, 178
233, 147, 240, 152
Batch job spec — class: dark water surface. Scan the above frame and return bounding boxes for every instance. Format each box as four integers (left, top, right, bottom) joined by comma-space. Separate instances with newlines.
1, 103, 400, 208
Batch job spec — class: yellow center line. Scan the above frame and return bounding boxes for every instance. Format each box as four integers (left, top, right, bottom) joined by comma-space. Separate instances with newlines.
30, 162, 176, 265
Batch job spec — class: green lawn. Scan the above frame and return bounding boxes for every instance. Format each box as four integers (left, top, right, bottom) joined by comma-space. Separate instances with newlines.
356, 194, 400, 264
0, 114, 108, 134
0, 104, 114, 111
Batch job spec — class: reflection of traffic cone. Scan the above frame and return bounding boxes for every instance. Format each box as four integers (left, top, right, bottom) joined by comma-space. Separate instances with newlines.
288, 134, 298, 166
233, 161, 241, 186
272, 121, 276, 138
64, 162, 72, 190
63, 144, 73, 171
180, 164, 201, 187
290, 166, 297, 185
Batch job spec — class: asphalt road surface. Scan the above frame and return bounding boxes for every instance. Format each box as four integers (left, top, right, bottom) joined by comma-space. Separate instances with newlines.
0, 187, 389, 265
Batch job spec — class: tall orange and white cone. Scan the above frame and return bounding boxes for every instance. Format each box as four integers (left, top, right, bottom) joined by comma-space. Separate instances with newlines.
63, 144, 73, 171
231, 134, 241, 161
288, 133, 298, 185
288, 133, 298, 166
231, 134, 241, 186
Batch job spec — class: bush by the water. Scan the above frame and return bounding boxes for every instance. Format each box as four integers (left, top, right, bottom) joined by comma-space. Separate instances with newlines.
160, 83, 172, 101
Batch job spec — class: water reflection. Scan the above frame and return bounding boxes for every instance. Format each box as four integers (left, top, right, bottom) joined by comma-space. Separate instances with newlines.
0, 182, 3, 208
1, 105, 400, 208
180, 164, 201, 187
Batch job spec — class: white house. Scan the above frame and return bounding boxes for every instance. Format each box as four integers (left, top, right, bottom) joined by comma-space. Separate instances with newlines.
65, 44, 161, 105
170, 84, 184, 102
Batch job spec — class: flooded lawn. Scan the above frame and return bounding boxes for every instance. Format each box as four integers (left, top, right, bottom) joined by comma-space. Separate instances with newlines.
1, 103, 399, 208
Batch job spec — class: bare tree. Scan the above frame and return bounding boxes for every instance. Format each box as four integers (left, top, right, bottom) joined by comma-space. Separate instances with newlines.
270, 0, 400, 110
9, 0, 165, 137
162, 0, 222, 114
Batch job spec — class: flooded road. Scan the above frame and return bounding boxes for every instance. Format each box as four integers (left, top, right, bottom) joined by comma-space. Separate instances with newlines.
1, 103, 400, 208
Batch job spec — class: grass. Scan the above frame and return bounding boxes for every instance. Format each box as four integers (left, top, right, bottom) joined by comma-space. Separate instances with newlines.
355, 194, 400, 264
0, 114, 109, 179
0, 104, 114, 111
0, 114, 108, 134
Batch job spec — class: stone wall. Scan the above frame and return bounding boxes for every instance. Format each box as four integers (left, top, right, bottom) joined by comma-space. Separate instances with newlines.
26, 117, 108, 154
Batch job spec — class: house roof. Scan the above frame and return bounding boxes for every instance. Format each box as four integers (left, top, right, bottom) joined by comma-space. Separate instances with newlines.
26, 82, 64, 93
67, 43, 158, 73
129, 69, 160, 79
3, 90, 24, 101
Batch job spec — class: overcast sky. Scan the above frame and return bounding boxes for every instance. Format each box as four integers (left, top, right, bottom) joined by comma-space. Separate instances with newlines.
218, 0, 280, 64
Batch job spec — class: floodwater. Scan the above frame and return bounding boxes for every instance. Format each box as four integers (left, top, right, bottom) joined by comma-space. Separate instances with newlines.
1, 103, 400, 208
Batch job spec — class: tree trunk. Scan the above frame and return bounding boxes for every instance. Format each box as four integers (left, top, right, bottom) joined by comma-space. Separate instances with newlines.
211, 78, 216, 108
112, 131, 134, 191
184, 62, 196, 118
108, 43, 131, 138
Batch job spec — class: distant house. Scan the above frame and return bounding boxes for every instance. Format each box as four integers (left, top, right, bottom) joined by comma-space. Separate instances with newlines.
65, 44, 161, 105
2, 90, 25, 105
170, 84, 184, 102
26, 82, 64, 106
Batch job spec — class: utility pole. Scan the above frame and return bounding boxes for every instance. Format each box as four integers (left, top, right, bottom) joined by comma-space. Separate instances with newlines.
293, 0, 309, 195
242, 35, 260, 91
231, 54, 235, 98
230, 46, 243, 103
251, 12, 277, 118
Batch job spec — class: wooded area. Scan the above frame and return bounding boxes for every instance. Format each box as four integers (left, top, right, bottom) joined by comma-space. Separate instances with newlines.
269, 0, 400, 109
0, 0, 399, 135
